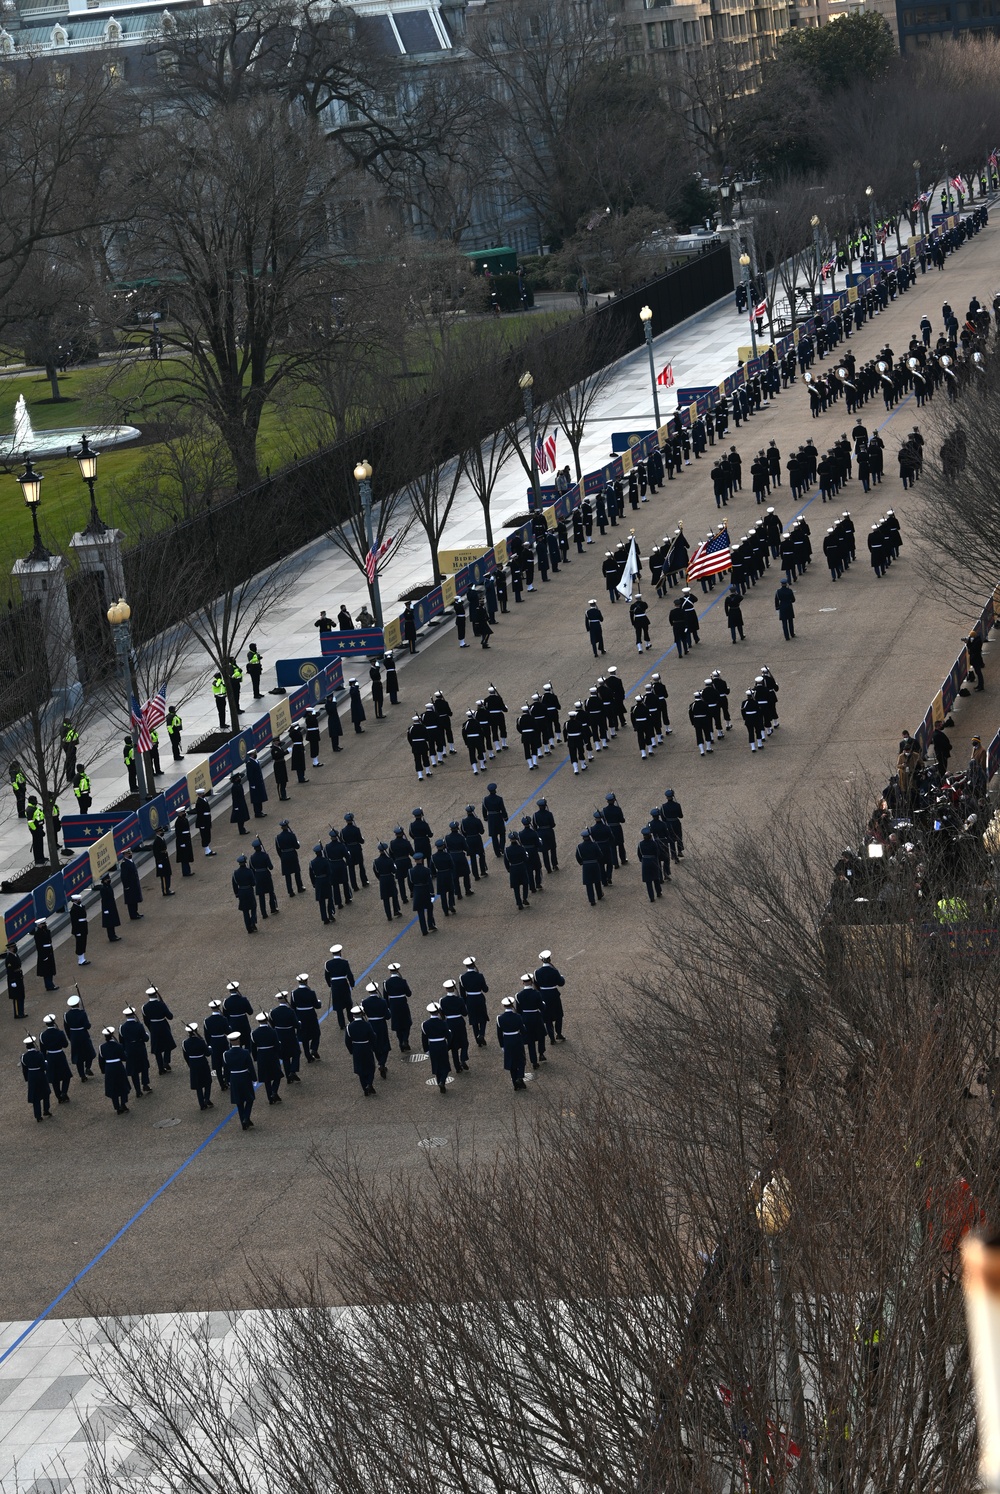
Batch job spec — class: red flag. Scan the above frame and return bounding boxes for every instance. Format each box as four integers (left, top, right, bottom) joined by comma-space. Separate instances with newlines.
657, 362, 674, 388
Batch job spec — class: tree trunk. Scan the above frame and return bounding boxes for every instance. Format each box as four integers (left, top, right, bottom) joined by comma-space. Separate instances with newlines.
483, 505, 494, 549
45, 362, 61, 402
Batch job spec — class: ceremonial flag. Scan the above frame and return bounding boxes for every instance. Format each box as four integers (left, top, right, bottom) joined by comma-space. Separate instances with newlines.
130, 695, 151, 754
534, 433, 551, 473
687, 527, 732, 583
753, 299, 767, 321
142, 686, 167, 734
365, 532, 396, 584
951, 175, 963, 190
544, 429, 558, 469
615, 535, 640, 599
657, 362, 675, 388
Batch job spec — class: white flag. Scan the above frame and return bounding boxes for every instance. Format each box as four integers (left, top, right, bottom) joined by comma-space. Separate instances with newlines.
616, 536, 639, 599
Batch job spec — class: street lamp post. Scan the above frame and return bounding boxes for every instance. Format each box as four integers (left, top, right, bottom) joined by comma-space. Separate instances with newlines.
18, 459, 50, 563
719, 177, 731, 227
913, 158, 922, 196
810, 214, 822, 305
639, 305, 662, 429
865, 185, 877, 255
74, 434, 107, 536
941, 143, 951, 211
519, 371, 542, 511
354, 459, 382, 628
106, 596, 154, 802
739, 253, 757, 359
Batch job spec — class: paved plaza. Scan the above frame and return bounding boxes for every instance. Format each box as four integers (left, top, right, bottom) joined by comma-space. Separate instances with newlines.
1, 222, 998, 1490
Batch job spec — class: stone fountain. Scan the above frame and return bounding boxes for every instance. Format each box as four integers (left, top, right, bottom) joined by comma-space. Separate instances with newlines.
0, 394, 140, 461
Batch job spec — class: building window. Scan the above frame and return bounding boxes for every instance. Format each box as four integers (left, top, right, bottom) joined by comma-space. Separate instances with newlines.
662, 17, 676, 41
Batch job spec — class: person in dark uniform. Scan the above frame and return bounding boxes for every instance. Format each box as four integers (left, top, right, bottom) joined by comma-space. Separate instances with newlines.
324, 943, 356, 1029
182, 1022, 214, 1109
516, 975, 547, 1068
271, 739, 290, 801
638, 827, 663, 901
232, 854, 259, 933
384, 655, 400, 706
534, 951, 566, 1042
32, 919, 58, 992
289, 724, 309, 783
432, 839, 458, 916
251, 1012, 283, 1104
324, 829, 352, 909
40, 1013, 72, 1102
503, 832, 531, 910
142, 985, 176, 1074
575, 827, 604, 905
223, 981, 253, 1043
167, 706, 184, 761
120, 1006, 152, 1097
444, 822, 475, 897
461, 806, 488, 879
291, 974, 322, 1061
482, 783, 508, 858
21, 1035, 52, 1121
402, 602, 418, 655
245, 751, 268, 818
410, 852, 438, 935
966, 632, 986, 692
384, 962, 413, 1050
5, 941, 25, 1018
324, 692, 344, 752
348, 679, 366, 735
275, 820, 304, 896
98, 1026, 130, 1114
421, 1002, 451, 1093
373, 841, 401, 921
388, 826, 414, 903
304, 707, 324, 767
64, 894, 89, 969
224, 1032, 257, 1130
204, 999, 231, 1090
98, 873, 123, 939
269, 993, 301, 1083
661, 789, 684, 860
603, 793, 627, 866
439, 979, 470, 1071
361, 981, 392, 1078
194, 794, 216, 857
63, 993, 95, 1079
342, 812, 369, 889
174, 811, 195, 878
249, 837, 278, 918
496, 997, 527, 1090
229, 774, 250, 838
152, 831, 174, 894
246, 642, 264, 699
345, 1006, 378, 1095
309, 843, 335, 925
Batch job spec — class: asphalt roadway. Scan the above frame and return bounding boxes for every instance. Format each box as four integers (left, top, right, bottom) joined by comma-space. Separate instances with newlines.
3, 229, 999, 1326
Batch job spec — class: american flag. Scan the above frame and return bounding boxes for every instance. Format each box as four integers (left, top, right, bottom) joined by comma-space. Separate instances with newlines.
131, 695, 151, 754
534, 430, 557, 473
657, 362, 675, 388
365, 533, 395, 585
951, 176, 964, 190
687, 527, 731, 583
753, 299, 767, 320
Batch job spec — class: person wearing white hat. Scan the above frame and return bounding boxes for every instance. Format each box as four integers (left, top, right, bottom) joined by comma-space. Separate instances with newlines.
534, 952, 566, 1043
182, 1021, 214, 1110
224, 1031, 256, 1130
120, 1007, 152, 1098
204, 999, 231, 1089
440, 980, 469, 1072
98, 1026, 131, 1114
39, 1013, 73, 1102
20, 1034, 52, 1121
223, 980, 253, 1044
68, 894, 90, 967
32, 917, 58, 993
516, 975, 547, 1069
324, 944, 355, 1030
268, 991, 301, 1083
345, 1005, 378, 1095
64, 993, 96, 1080
292, 974, 322, 1062
143, 986, 176, 1074
460, 956, 490, 1047
384, 963, 413, 1052
251, 1012, 283, 1104
361, 982, 391, 1078
421, 1002, 451, 1093
496, 997, 527, 1090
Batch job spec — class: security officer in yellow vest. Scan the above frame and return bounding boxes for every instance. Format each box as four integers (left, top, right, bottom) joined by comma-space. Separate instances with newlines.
62, 719, 80, 778
167, 705, 184, 760
73, 766, 92, 814
26, 798, 45, 864
229, 657, 243, 717
212, 672, 228, 729
149, 728, 162, 776
9, 760, 26, 817
123, 735, 138, 793
246, 643, 264, 699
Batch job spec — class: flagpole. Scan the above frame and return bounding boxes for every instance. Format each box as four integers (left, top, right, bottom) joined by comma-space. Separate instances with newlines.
639, 306, 662, 429
519, 372, 543, 512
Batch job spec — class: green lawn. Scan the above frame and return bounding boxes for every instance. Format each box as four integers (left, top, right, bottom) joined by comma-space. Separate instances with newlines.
0, 307, 576, 565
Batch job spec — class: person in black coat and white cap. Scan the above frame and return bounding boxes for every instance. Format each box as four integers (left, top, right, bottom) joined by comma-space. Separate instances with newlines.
21, 1035, 52, 1121
69, 894, 90, 966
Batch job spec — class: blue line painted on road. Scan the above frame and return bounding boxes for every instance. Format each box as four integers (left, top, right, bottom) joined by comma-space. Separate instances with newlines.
7, 385, 918, 1360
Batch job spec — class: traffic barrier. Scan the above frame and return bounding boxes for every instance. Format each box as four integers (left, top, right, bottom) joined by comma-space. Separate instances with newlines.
136, 794, 169, 843
32, 869, 66, 922
318, 629, 385, 658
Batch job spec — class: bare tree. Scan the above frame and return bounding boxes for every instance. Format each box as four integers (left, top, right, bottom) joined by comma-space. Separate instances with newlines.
545, 316, 630, 479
